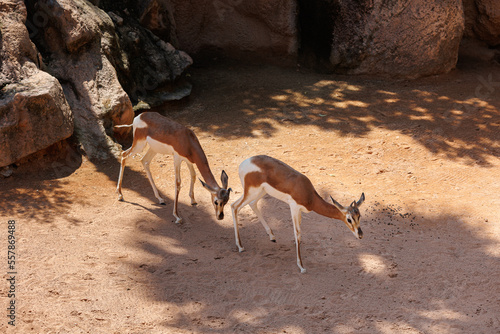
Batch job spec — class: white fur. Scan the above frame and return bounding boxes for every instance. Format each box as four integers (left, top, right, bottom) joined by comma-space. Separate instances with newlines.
238, 157, 261, 180
134, 115, 148, 128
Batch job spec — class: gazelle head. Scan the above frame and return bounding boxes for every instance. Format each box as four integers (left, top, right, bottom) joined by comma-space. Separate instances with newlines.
331, 193, 365, 239
200, 170, 231, 220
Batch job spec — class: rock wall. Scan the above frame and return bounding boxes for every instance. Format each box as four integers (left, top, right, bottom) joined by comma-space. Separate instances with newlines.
0, 0, 73, 167
167, 0, 298, 61
329, 0, 465, 79
1, 0, 192, 166
27, 0, 135, 160
464, 0, 500, 46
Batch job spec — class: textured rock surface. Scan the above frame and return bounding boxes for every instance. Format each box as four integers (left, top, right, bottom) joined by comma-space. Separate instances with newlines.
29, 0, 134, 159
0, 0, 39, 86
475, 0, 500, 46
0, 0, 73, 167
168, 0, 298, 60
330, 0, 465, 78
0, 72, 73, 167
107, 11, 193, 105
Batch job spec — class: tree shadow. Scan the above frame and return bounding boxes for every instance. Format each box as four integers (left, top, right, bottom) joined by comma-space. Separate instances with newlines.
166, 60, 499, 167
122, 191, 500, 333
0, 142, 84, 224
0, 174, 80, 225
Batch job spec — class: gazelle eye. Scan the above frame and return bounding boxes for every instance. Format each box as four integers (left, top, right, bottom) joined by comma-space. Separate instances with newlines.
347, 218, 352, 224
214, 200, 218, 205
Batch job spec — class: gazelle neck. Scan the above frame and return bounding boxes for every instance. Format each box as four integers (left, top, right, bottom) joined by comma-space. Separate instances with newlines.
310, 192, 345, 220
190, 148, 219, 190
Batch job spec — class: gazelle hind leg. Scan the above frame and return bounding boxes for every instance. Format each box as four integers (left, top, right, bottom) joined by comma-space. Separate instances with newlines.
116, 138, 146, 201
172, 154, 183, 224
248, 196, 275, 242
141, 147, 165, 205
291, 206, 306, 273
186, 161, 197, 205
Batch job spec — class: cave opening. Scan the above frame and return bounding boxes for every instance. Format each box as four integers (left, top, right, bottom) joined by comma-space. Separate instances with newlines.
297, 0, 336, 72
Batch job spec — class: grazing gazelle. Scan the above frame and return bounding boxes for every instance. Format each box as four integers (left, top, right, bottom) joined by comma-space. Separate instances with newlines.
231, 155, 365, 273
115, 112, 231, 224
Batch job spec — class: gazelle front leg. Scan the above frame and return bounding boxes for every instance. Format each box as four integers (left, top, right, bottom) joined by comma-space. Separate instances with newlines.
231, 196, 247, 252
172, 154, 183, 224
141, 148, 165, 205
291, 206, 306, 273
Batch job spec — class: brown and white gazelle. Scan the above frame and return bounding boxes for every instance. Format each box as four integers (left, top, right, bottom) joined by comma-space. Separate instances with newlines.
115, 112, 231, 224
231, 155, 364, 273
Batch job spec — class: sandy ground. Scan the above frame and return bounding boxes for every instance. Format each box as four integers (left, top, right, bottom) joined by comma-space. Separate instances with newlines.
1, 59, 500, 333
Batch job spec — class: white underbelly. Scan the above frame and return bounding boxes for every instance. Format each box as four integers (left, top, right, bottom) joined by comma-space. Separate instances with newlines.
262, 183, 309, 213
146, 137, 192, 166
147, 137, 176, 155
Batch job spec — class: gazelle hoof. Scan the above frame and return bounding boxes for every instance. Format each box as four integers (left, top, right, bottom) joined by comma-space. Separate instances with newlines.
300, 268, 307, 274
174, 217, 183, 224
238, 247, 245, 253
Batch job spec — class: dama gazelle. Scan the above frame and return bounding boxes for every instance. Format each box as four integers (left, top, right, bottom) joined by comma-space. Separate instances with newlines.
231, 155, 365, 273
115, 112, 231, 224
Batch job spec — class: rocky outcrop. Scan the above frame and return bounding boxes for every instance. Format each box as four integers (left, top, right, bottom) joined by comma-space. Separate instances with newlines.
0, 72, 73, 167
0, 0, 39, 85
28, 0, 134, 159
329, 0, 465, 79
2, 0, 194, 165
0, 0, 73, 168
106, 11, 193, 105
464, 0, 500, 46
474, 1, 500, 46
167, 0, 298, 60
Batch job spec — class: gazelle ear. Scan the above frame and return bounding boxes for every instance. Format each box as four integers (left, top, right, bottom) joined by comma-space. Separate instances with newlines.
330, 196, 345, 211
221, 170, 229, 189
356, 193, 365, 207
200, 178, 217, 194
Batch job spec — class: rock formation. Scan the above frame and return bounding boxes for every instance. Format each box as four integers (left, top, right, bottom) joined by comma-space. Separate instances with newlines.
106, 10, 193, 106
26, 0, 134, 160
329, 0, 465, 79
0, 0, 73, 167
1, 0, 193, 166
166, 0, 298, 61
471, 0, 500, 46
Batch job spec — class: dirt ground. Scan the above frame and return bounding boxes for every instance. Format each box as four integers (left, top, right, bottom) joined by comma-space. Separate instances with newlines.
1, 59, 500, 334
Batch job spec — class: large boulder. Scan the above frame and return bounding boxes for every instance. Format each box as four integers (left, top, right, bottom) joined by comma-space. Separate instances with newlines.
0, 0, 73, 168
167, 0, 298, 60
330, 0, 465, 79
28, 0, 135, 159
0, 0, 39, 85
0, 72, 73, 167
106, 10, 193, 105
91, 0, 193, 105
464, 0, 500, 46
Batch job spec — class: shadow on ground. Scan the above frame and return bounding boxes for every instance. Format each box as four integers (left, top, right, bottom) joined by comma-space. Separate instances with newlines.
162, 60, 499, 167
123, 193, 500, 333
